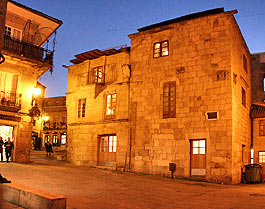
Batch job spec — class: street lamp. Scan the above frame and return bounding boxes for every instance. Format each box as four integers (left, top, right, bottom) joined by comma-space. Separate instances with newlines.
29, 87, 41, 119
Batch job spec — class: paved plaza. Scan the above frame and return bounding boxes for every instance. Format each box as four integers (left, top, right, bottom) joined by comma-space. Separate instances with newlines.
1, 151, 265, 209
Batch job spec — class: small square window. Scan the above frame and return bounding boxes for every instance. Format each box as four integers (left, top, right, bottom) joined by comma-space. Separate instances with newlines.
154, 41, 169, 58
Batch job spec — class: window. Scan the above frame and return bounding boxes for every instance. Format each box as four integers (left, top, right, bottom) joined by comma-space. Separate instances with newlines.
154, 41, 169, 58
55, 101, 59, 106
206, 111, 218, 120
259, 151, 265, 163
242, 87, 246, 107
163, 81, 176, 118
61, 134, 66, 145
4, 25, 21, 40
259, 120, 265, 136
106, 93, 117, 119
94, 67, 104, 84
192, 140, 206, 155
100, 135, 117, 153
243, 54, 248, 73
63, 101, 66, 106
78, 98, 86, 118
47, 102, 52, 106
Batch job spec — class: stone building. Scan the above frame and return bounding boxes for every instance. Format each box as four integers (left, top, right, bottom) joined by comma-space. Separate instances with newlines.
0, 0, 62, 162
250, 52, 265, 167
41, 96, 67, 148
66, 8, 251, 184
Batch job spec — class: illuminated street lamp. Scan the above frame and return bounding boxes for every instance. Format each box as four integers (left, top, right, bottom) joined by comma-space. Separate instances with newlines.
29, 87, 41, 119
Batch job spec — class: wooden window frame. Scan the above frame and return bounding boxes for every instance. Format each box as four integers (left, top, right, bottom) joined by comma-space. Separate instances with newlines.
259, 151, 265, 163
242, 87, 246, 107
153, 40, 169, 58
259, 120, 265, 136
99, 134, 117, 153
106, 93, 117, 119
4, 25, 22, 41
78, 98, 86, 118
94, 66, 105, 85
243, 54, 248, 74
163, 81, 176, 118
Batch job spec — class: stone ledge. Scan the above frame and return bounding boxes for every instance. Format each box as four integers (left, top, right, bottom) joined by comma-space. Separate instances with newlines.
0, 182, 66, 209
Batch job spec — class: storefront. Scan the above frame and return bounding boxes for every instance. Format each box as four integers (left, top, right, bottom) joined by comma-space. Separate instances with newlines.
0, 125, 14, 161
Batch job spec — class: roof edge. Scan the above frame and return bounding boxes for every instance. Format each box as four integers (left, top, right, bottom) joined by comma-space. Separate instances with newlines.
138, 8, 224, 32
9, 0, 63, 25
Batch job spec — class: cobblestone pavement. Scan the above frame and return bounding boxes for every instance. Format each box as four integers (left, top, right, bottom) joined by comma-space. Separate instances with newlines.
0, 151, 265, 209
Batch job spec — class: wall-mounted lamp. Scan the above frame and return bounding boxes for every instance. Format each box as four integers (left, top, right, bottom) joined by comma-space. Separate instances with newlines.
31, 87, 41, 106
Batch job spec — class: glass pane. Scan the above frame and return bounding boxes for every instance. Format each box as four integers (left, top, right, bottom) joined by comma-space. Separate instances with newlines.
193, 148, 198, 154
154, 43, 160, 49
199, 140, 205, 148
199, 148, 205, 154
193, 141, 198, 147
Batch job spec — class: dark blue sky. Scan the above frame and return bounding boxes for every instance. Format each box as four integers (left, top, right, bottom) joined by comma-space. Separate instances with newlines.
15, 0, 265, 97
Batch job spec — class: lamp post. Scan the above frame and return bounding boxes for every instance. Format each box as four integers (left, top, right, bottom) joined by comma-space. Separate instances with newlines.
29, 87, 41, 119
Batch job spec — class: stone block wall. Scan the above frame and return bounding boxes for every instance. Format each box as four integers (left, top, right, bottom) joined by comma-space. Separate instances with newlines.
129, 12, 247, 183
251, 53, 265, 103
67, 51, 130, 166
230, 15, 251, 184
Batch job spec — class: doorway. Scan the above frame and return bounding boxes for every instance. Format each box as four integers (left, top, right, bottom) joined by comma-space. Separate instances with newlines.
190, 139, 206, 177
98, 134, 117, 166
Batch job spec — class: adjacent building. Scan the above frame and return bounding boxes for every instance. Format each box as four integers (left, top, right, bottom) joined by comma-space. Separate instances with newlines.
41, 96, 67, 148
66, 8, 252, 184
250, 52, 265, 167
0, 0, 62, 162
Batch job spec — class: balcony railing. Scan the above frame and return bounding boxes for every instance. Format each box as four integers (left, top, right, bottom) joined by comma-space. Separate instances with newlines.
3, 35, 53, 65
0, 91, 22, 112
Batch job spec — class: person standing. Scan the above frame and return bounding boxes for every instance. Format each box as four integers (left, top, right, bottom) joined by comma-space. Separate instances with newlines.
0, 137, 3, 161
4, 137, 13, 163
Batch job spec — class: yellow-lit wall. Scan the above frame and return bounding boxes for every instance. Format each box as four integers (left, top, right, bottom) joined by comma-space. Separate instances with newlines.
67, 52, 130, 167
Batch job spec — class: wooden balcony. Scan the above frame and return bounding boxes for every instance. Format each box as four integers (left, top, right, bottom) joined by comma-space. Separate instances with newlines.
3, 35, 53, 65
0, 91, 22, 112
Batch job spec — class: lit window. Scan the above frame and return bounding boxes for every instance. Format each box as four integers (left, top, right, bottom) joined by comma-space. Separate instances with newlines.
78, 98, 86, 118
242, 87, 246, 107
259, 120, 265, 136
100, 135, 117, 153
106, 93, 117, 119
154, 40, 169, 58
94, 67, 104, 84
192, 140, 206, 155
243, 54, 248, 73
61, 134, 66, 145
163, 81, 176, 118
55, 101, 59, 106
47, 102, 52, 106
259, 151, 265, 163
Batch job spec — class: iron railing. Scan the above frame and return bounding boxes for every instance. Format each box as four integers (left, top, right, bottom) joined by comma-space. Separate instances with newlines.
3, 35, 53, 65
0, 91, 22, 111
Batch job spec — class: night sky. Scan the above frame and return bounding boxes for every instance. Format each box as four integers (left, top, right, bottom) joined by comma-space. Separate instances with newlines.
14, 0, 265, 97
